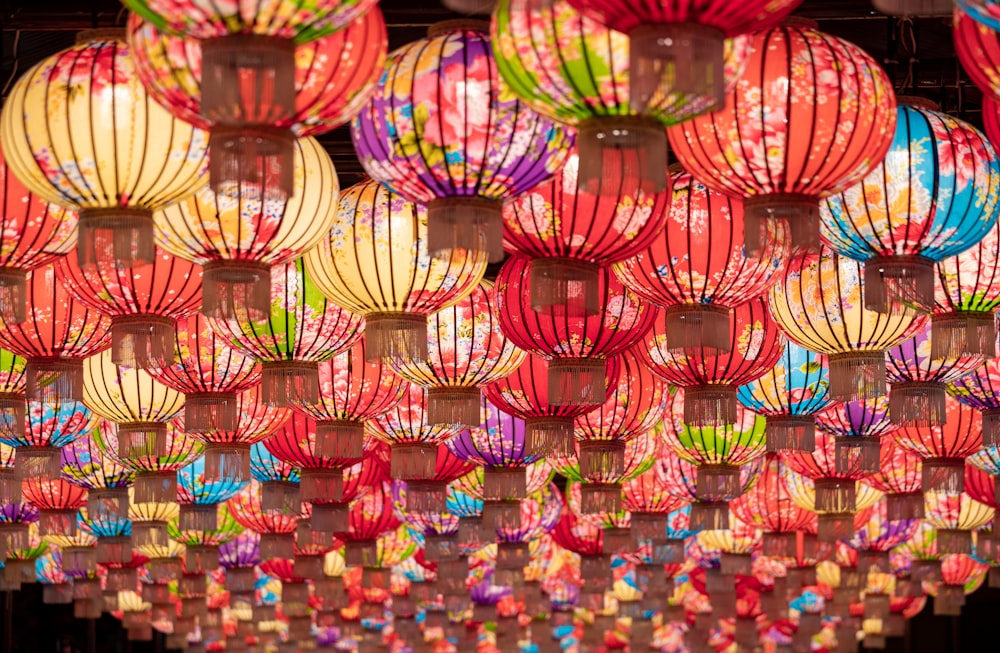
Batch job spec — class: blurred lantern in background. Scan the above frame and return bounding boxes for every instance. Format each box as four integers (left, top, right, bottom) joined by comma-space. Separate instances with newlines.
865, 438, 925, 521
22, 477, 88, 537
60, 433, 134, 531
656, 446, 763, 531
949, 343, 1000, 447
0, 31, 208, 270
815, 396, 899, 476
893, 395, 983, 494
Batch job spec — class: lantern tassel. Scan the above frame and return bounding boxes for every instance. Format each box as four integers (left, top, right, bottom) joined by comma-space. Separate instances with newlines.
405, 480, 448, 512
315, 419, 365, 460
931, 310, 996, 359
259, 533, 295, 561
260, 480, 300, 514
630, 512, 667, 545
0, 469, 18, 505
183, 392, 238, 433
87, 486, 129, 521
684, 383, 738, 427
133, 471, 178, 505
886, 492, 925, 520
547, 357, 607, 406
482, 467, 527, 501
0, 391, 24, 441
696, 464, 741, 501
627, 22, 724, 113
300, 468, 345, 503
689, 501, 729, 531
208, 125, 296, 203
833, 436, 880, 475
26, 357, 83, 403
663, 303, 732, 354
179, 504, 218, 532
202, 443, 250, 485
765, 415, 815, 453
132, 521, 169, 549
14, 445, 62, 480
117, 422, 168, 461
261, 360, 319, 408
935, 528, 972, 555
814, 478, 857, 513
524, 416, 574, 457
425, 196, 501, 263
225, 567, 256, 594
390, 442, 439, 480
578, 439, 625, 482
529, 258, 601, 317
983, 408, 1000, 448
762, 532, 798, 559
579, 482, 623, 514
76, 207, 155, 270
817, 513, 854, 542
38, 509, 77, 538
365, 312, 428, 363
933, 585, 965, 616
864, 254, 935, 314
742, 193, 819, 256
310, 502, 349, 533
889, 381, 947, 427
427, 386, 482, 427
922, 457, 965, 494
0, 267, 27, 324
96, 536, 133, 565
201, 259, 271, 322
111, 314, 175, 369
576, 116, 668, 196
62, 547, 96, 576
483, 500, 523, 531
828, 351, 886, 402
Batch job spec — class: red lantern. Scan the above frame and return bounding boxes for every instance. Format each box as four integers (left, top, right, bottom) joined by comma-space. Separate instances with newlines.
496, 254, 656, 406
955, 8, 1000, 100
893, 394, 982, 494
613, 169, 788, 353
482, 353, 621, 458
637, 296, 784, 426
145, 313, 261, 433
21, 477, 87, 537
656, 452, 762, 531
502, 146, 671, 316
227, 479, 305, 561
865, 438, 924, 521
339, 481, 402, 568
55, 248, 202, 369
961, 462, 1000, 532
668, 20, 898, 252
0, 264, 111, 403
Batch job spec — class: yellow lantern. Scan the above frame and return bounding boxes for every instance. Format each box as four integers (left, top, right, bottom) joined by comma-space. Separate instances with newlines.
82, 350, 184, 463
0, 30, 209, 270
303, 179, 488, 362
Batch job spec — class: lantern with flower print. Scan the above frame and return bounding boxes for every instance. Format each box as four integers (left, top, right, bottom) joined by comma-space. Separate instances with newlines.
550, 496, 615, 595
303, 179, 487, 363
337, 481, 401, 568
227, 479, 303, 562
667, 21, 898, 253
738, 341, 834, 454
639, 295, 784, 428
948, 349, 1000, 447
620, 465, 689, 550
126, 488, 179, 552
387, 281, 524, 427
391, 480, 460, 560
2, 393, 99, 483
352, 20, 572, 263
0, 31, 209, 271
656, 451, 763, 531
845, 498, 919, 573
496, 254, 656, 407
767, 247, 925, 402
168, 503, 241, 565
921, 488, 994, 555
176, 455, 247, 533
82, 349, 185, 463
821, 102, 1000, 314
548, 420, 659, 489
22, 477, 88, 538
955, 8, 1000, 100
814, 396, 899, 477
782, 465, 882, 545
249, 442, 300, 518
215, 531, 259, 594
0, 350, 25, 453
492, 0, 753, 198
0, 264, 112, 405
893, 395, 983, 494
206, 257, 363, 409
865, 438, 925, 522
924, 553, 990, 616
961, 461, 1000, 546
60, 431, 134, 528
885, 320, 985, 427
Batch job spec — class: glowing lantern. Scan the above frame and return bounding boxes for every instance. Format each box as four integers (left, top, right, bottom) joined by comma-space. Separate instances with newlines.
497, 254, 656, 406
656, 451, 763, 530
865, 438, 925, 521
492, 0, 752, 196
923, 553, 989, 616
668, 20, 897, 252
0, 31, 208, 270
846, 499, 919, 569
352, 20, 572, 262
206, 257, 363, 407
82, 350, 185, 461
22, 478, 88, 537
303, 179, 487, 363
2, 394, 98, 482
60, 433, 134, 532
176, 455, 247, 533
639, 296, 784, 426
93, 420, 201, 505
814, 396, 899, 475
821, 102, 1000, 313
893, 395, 983, 494
738, 341, 834, 453
957, 0, 1000, 31
922, 489, 994, 555
767, 247, 925, 402
0, 264, 111, 404
227, 479, 302, 561
0, 350, 25, 451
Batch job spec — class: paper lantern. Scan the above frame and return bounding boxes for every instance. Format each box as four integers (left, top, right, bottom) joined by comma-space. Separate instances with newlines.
813, 396, 900, 479
249, 442, 300, 518
206, 257, 363, 408
922, 490, 994, 555
767, 247, 925, 402
1, 394, 99, 482
821, 102, 1000, 313
0, 264, 112, 404
387, 280, 524, 427
0, 350, 25, 444
55, 248, 202, 369
483, 353, 620, 458
93, 420, 201, 505
496, 254, 656, 406
781, 467, 881, 543
961, 462, 1000, 535
956, 8, 1000, 105
82, 349, 185, 462
0, 31, 208, 270
846, 499, 919, 560
303, 178, 487, 363
885, 320, 984, 427
893, 395, 983, 494
155, 137, 338, 323
864, 438, 924, 521
668, 20, 897, 252
22, 478, 88, 538
60, 432, 134, 527
956, 0, 1000, 31
656, 447, 762, 531
492, 0, 752, 196
176, 455, 247, 532
227, 480, 302, 560
352, 20, 572, 262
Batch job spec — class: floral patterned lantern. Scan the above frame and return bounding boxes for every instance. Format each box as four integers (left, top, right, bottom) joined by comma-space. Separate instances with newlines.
923, 553, 989, 615
821, 102, 1000, 314
0, 264, 112, 404
82, 349, 185, 461
127, 7, 383, 205
387, 280, 524, 427
206, 257, 363, 407
948, 344, 1000, 447
0, 141, 76, 324
126, 489, 179, 552
22, 477, 88, 538
352, 20, 572, 263
846, 498, 919, 571
639, 295, 784, 427
921, 489, 994, 555
957, 0, 1000, 31
496, 254, 656, 406
0, 31, 208, 270
932, 218, 1000, 359
893, 394, 983, 494
865, 438, 925, 521
885, 320, 984, 427
814, 396, 899, 476
955, 7, 1000, 100
502, 145, 671, 317
145, 313, 261, 434
620, 464, 689, 548
55, 248, 202, 369
492, 0, 752, 197
0, 350, 25, 453
176, 455, 247, 533
227, 479, 302, 561
656, 449, 763, 531
767, 247, 925, 402
959, 462, 1000, 540
250, 441, 300, 517
738, 341, 834, 453
614, 169, 787, 355
303, 178, 487, 363
2, 392, 99, 482
94, 420, 201, 505
782, 466, 881, 546
60, 432, 134, 531
286, 335, 406, 464
337, 481, 401, 567
668, 20, 898, 253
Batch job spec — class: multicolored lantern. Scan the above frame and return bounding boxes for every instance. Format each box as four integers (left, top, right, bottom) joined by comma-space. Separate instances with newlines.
303, 179, 487, 362
21, 478, 87, 538
668, 20, 897, 252
176, 455, 247, 532
352, 20, 572, 262
767, 247, 925, 402
921, 490, 994, 555
656, 447, 763, 530
2, 393, 98, 481
820, 102, 1000, 313
0, 31, 208, 270
864, 437, 925, 521
60, 432, 134, 528
893, 394, 983, 494
93, 420, 201, 505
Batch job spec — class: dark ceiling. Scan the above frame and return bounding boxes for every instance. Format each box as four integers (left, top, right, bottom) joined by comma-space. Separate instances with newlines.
0, 0, 972, 189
